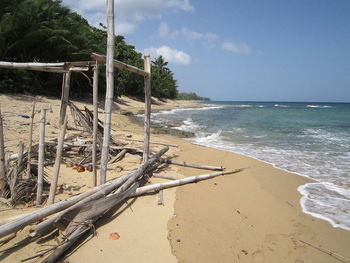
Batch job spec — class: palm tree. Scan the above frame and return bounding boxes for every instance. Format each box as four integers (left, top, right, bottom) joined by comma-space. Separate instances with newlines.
152, 55, 169, 72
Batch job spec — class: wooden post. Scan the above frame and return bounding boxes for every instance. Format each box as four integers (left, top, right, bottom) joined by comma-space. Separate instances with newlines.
92, 62, 99, 187
11, 141, 24, 194
143, 55, 151, 163
47, 114, 68, 204
36, 109, 46, 206
59, 72, 71, 126
26, 101, 36, 177
0, 106, 6, 194
100, 0, 115, 184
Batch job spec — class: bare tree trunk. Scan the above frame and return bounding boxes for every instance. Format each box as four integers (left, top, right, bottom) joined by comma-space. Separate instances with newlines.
143, 55, 151, 163
92, 62, 99, 187
48, 115, 68, 204
26, 101, 36, 177
100, 0, 115, 184
0, 106, 6, 194
36, 109, 46, 206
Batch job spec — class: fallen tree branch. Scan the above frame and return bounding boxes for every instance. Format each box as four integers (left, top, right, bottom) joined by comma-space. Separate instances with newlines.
131, 169, 245, 197
160, 158, 225, 171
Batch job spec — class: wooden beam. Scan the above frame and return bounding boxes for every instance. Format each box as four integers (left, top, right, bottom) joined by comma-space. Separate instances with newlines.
0, 61, 65, 68
100, 0, 115, 184
143, 55, 151, 162
91, 53, 150, 77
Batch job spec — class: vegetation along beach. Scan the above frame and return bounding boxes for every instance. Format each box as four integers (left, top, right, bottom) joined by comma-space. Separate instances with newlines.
1, 0, 350, 263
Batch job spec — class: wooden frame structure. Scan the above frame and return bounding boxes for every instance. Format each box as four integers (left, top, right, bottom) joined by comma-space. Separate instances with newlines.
0, 52, 152, 204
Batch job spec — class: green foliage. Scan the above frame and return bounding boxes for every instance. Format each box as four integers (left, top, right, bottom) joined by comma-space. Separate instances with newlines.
177, 92, 210, 101
0, 0, 179, 99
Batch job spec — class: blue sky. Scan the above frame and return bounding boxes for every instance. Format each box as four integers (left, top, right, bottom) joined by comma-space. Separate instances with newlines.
62, 0, 350, 102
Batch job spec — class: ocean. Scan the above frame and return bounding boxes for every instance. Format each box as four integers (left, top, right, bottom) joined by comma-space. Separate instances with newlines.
149, 101, 350, 231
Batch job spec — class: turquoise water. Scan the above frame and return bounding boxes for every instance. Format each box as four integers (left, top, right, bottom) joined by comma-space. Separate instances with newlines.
150, 101, 350, 230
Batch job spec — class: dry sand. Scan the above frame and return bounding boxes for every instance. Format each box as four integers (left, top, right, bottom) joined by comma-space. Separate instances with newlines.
0, 94, 349, 263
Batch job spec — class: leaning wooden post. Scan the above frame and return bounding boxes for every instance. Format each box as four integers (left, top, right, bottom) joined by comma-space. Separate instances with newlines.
0, 106, 6, 194
36, 109, 46, 206
26, 101, 36, 177
143, 55, 151, 163
92, 62, 99, 187
100, 0, 115, 184
11, 141, 24, 194
59, 72, 71, 126
47, 114, 68, 204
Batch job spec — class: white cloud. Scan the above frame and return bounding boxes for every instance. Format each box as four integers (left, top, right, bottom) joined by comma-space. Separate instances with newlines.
158, 23, 218, 47
159, 22, 179, 39
205, 32, 218, 42
222, 41, 251, 55
62, 0, 193, 34
143, 46, 191, 65
164, 0, 194, 11
181, 27, 202, 40
117, 22, 138, 35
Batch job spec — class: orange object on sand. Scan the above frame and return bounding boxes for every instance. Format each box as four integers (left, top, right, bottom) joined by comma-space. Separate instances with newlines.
109, 232, 120, 240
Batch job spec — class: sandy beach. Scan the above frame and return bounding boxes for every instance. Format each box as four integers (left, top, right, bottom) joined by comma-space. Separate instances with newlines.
0, 94, 349, 263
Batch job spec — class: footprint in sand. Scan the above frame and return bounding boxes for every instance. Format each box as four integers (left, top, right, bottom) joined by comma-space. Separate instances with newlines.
252, 250, 265, 262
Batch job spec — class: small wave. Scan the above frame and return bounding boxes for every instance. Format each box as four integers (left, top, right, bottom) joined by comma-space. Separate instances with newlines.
194, 130, 222, 144
274, 104, 289, 108
151, 105, 224, 117
298, 183, 350, 230
175, 118, 201, 132
307, 105, 333, 108
230, 104, 253, 108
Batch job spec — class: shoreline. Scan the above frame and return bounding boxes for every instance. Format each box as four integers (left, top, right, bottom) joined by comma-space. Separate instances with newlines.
154, 102, 350, 232
0, 94, 349, 263
164, 138, 350, 263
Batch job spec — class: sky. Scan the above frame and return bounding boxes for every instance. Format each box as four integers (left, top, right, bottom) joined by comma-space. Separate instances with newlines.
62, 0, 350, 102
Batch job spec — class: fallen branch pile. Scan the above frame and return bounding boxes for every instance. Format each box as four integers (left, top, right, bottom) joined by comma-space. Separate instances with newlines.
0, 144, 245, 262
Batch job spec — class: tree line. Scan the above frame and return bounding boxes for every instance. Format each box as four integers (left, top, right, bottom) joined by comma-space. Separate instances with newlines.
0, 0, 178, 99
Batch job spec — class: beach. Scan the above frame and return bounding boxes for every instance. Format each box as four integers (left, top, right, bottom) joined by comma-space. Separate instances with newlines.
0, 94, 349, 263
